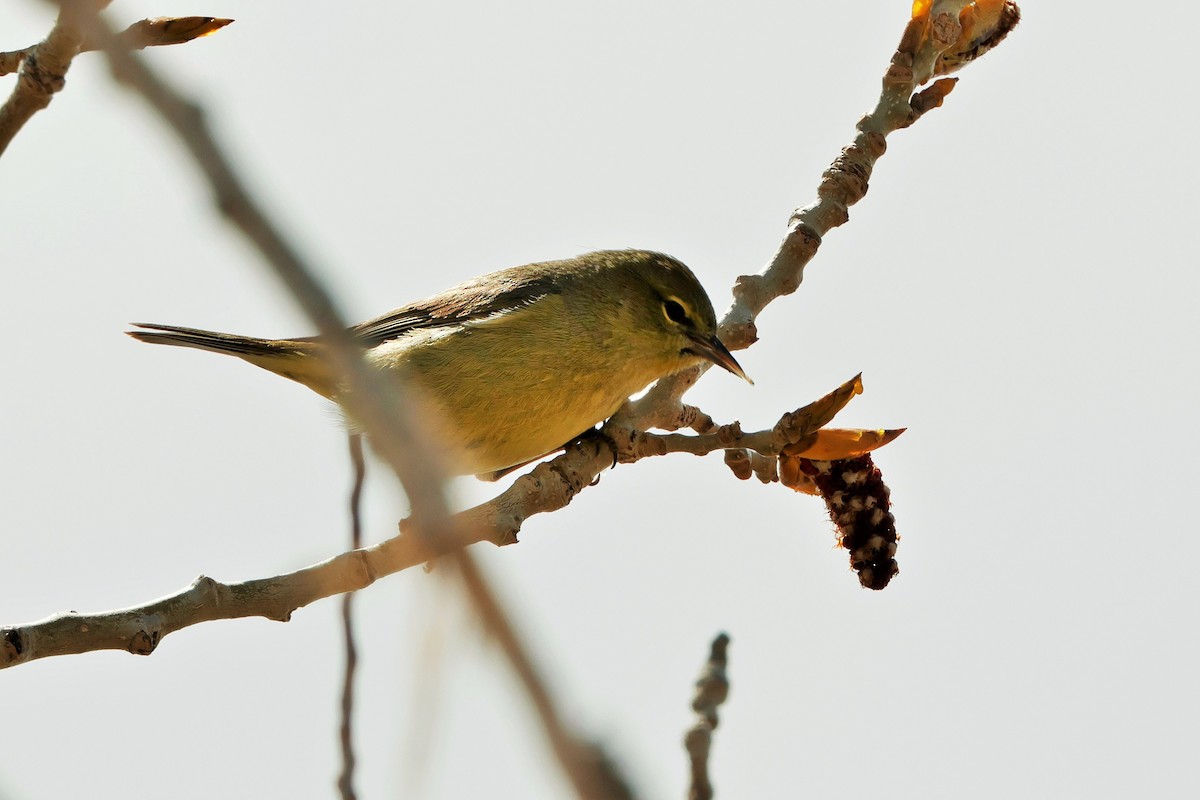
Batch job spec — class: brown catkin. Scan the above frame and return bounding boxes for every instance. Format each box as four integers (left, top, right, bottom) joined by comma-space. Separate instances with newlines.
800, 454, 900, 590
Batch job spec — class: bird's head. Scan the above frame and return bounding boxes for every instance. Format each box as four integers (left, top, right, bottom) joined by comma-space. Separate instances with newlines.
614, 250, 751, 384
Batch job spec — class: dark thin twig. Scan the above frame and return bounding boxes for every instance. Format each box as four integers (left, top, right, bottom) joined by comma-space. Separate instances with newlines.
338, 433, 366, 800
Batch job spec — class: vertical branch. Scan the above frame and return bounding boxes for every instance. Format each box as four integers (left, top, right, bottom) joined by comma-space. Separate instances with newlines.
685, 633, 731, 800
338, 434, 366, 800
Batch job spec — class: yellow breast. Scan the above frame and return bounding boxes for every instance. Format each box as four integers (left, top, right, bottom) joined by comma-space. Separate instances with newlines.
364, 298, 683, 476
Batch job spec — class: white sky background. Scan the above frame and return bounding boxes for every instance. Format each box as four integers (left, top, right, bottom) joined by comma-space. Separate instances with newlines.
2, 1, 1198, 798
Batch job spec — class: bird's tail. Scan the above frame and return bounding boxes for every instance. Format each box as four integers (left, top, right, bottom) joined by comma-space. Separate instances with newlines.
127, 323, 338, 398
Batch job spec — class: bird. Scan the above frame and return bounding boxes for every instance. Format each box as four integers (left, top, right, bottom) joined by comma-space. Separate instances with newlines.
128, 249, 749, 479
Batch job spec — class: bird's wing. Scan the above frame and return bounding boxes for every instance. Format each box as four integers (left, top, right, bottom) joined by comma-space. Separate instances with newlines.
308, 265, 566, 348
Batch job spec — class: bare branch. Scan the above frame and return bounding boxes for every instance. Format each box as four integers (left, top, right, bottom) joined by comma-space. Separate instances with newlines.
614, 374, 867, 462
445, 375, 902, 549
0, 7, 229, 154
0, 2, 92, 156
618, 3, 1019, 433
3, 535, 436, 667
0, 435, 619, 668
0, 16, 231, 76
445, 436, 617, 547
685, 633, 731, 800
0, 48, 33, 77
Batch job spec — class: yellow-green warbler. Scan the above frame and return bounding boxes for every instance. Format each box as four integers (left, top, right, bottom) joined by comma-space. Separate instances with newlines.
129, 249, 748, 478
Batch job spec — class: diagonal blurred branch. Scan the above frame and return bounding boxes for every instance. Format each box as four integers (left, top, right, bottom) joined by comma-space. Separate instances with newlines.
60, 5, 637, 798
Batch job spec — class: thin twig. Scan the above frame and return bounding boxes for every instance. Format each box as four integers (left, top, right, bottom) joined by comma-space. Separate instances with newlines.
613, 373, 866, 463
0, 15, 230, 77
3, 544, 432, 665
685, 633, 731, 800
338, 433, 366, 800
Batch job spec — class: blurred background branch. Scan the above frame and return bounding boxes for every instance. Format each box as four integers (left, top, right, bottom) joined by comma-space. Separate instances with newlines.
685, 633, 731, 800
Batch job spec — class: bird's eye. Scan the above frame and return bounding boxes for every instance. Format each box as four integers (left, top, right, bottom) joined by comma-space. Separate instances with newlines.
662, 298, 689, 325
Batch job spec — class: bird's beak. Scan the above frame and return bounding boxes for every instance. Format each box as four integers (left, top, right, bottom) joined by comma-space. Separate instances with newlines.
687, 334, 753, 385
